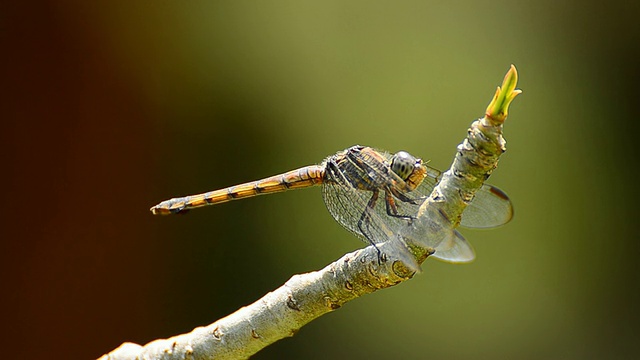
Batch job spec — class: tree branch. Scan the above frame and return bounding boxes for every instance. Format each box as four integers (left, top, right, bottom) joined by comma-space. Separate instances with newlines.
100, 65, 521, 360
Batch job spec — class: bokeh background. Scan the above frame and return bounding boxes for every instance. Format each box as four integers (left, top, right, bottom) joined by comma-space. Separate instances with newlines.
3, 1, 638, 359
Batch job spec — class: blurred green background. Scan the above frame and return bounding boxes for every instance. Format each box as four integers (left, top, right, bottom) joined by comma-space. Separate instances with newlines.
3, 1, 638, 359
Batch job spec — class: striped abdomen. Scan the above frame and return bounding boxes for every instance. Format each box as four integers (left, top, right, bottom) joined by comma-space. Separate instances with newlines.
150, 165, 325, 215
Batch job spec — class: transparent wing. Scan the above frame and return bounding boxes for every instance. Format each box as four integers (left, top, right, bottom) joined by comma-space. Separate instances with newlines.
321, 148, 432, 246
321, 169, 422, 270
417, 165, 513, 229
321, 149, 462, 268
321, 164, 400, 246
460, 184, 513, 228
401, 205, 475, 263
320, 148, 501, 265
431, 230, 475, 263
321, 176, 378, 244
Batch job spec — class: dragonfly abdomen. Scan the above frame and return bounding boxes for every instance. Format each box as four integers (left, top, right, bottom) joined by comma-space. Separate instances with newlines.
150, 165, 325, 215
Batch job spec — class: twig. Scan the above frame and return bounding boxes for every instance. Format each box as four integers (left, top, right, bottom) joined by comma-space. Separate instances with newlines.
99, 65, 521, 360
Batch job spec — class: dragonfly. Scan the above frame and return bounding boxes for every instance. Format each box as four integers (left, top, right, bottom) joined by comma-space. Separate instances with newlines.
150, 145, 512, 263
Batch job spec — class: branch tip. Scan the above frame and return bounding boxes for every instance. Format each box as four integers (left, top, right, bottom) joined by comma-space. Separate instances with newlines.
484, 64, 522, 125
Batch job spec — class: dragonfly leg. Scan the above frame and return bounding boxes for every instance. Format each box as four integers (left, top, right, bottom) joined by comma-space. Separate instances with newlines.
357, 190, 382, 263
390, 188, 423, 206
384, 190, 415, 220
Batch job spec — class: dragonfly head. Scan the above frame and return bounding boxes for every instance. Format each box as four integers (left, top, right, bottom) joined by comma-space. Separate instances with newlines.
391, 151, 427, 190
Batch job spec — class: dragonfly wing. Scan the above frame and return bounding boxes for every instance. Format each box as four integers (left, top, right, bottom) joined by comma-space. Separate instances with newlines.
321, 150, 427, 270
431, 230, 475, 263
460, 184, 513, 229
321, 178, 375, 243
322, 176, 422, 271
419, 164, 513, 229
321, 162, 400, 246
322, 148, 477, 266
400, 205, 474, 263
321, 148, 429, 246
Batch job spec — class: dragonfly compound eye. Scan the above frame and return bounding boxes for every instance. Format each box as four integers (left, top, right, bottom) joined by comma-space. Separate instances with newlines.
390, 151, 417, 180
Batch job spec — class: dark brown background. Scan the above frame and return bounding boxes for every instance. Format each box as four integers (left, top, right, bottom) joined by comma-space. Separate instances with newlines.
2, 1, 638, 359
